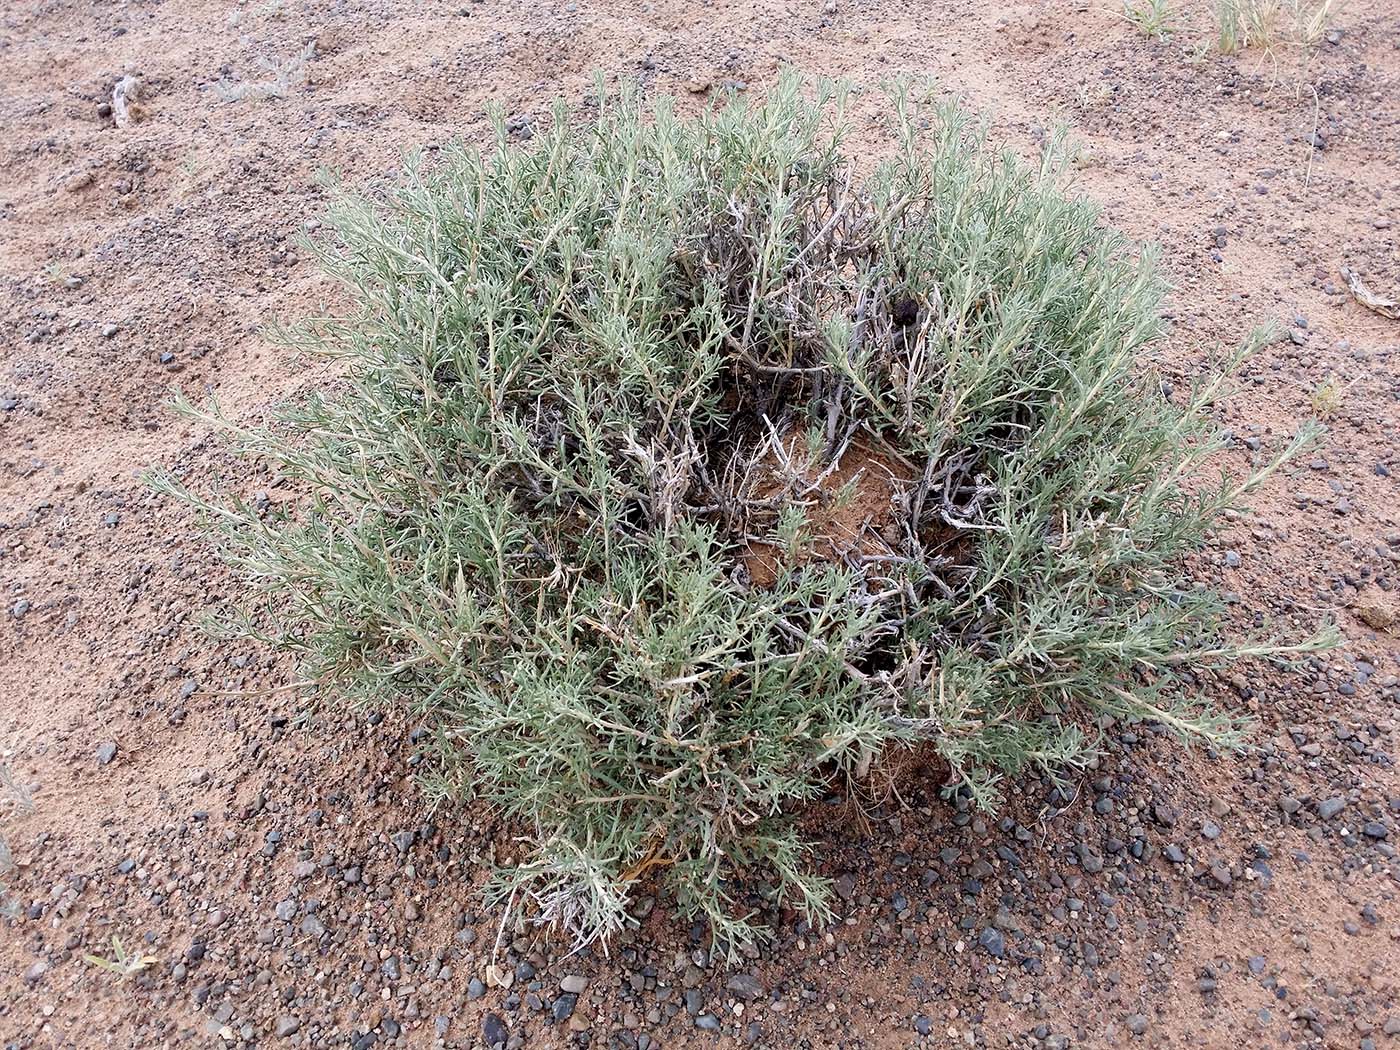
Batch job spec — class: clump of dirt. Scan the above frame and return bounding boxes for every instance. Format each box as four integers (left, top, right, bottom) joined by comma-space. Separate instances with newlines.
740, 430, 913, 587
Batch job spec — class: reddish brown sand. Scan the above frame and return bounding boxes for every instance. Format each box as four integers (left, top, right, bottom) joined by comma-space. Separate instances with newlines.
2, 1, 1398, 1048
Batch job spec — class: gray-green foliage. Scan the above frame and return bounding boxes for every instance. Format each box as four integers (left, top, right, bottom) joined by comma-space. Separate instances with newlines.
159, 74, 1330, 952
0, 763, 35, 920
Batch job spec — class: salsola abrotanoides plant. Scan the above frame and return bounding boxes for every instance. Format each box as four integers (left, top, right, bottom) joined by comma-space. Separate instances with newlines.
157, 73, 1333, 954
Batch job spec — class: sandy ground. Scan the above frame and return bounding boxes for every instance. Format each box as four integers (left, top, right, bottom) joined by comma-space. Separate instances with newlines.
2, 1, 1399, 1048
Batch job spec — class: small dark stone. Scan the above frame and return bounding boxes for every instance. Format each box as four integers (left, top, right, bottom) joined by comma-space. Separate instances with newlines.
1317, 797, 1346, 820
834, 873, 857, 901
978, 927, 1006, 958
552, 993, 577, 1023
482, 1013, 508, 1048
725, 974, 764, 1001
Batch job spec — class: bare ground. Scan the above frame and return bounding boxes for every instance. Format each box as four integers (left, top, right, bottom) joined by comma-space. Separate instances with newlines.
2, 1, 1399, 1048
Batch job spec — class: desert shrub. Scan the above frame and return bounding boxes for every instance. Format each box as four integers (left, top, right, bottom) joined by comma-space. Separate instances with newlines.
159, 74, 1330, 953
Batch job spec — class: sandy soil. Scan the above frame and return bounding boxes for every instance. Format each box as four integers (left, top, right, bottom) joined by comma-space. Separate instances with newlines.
2, 1, 1399, 1048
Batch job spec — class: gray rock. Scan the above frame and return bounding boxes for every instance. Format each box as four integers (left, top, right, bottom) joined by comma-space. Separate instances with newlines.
1317, 797, 1347, 820
978, 927, 1005, 958
482, 1013, 508, 1048
724, 973, 764, 1001
274, 1017, 300, 1038
96, 741, 118, 765
552, 993, 577, 1023
560, 973, 588, 994
1126, 1013, 1149, 1035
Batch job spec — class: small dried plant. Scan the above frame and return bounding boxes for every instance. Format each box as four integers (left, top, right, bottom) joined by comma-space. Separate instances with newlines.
214, 41, 315, 103
0, 761, 35, 920
1123, 0, 1175, 38
1216, 0, 1340, 57
84, 936, 158, 980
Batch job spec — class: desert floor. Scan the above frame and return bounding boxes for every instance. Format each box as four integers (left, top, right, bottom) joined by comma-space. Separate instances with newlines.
2, 1, 1399, 1048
